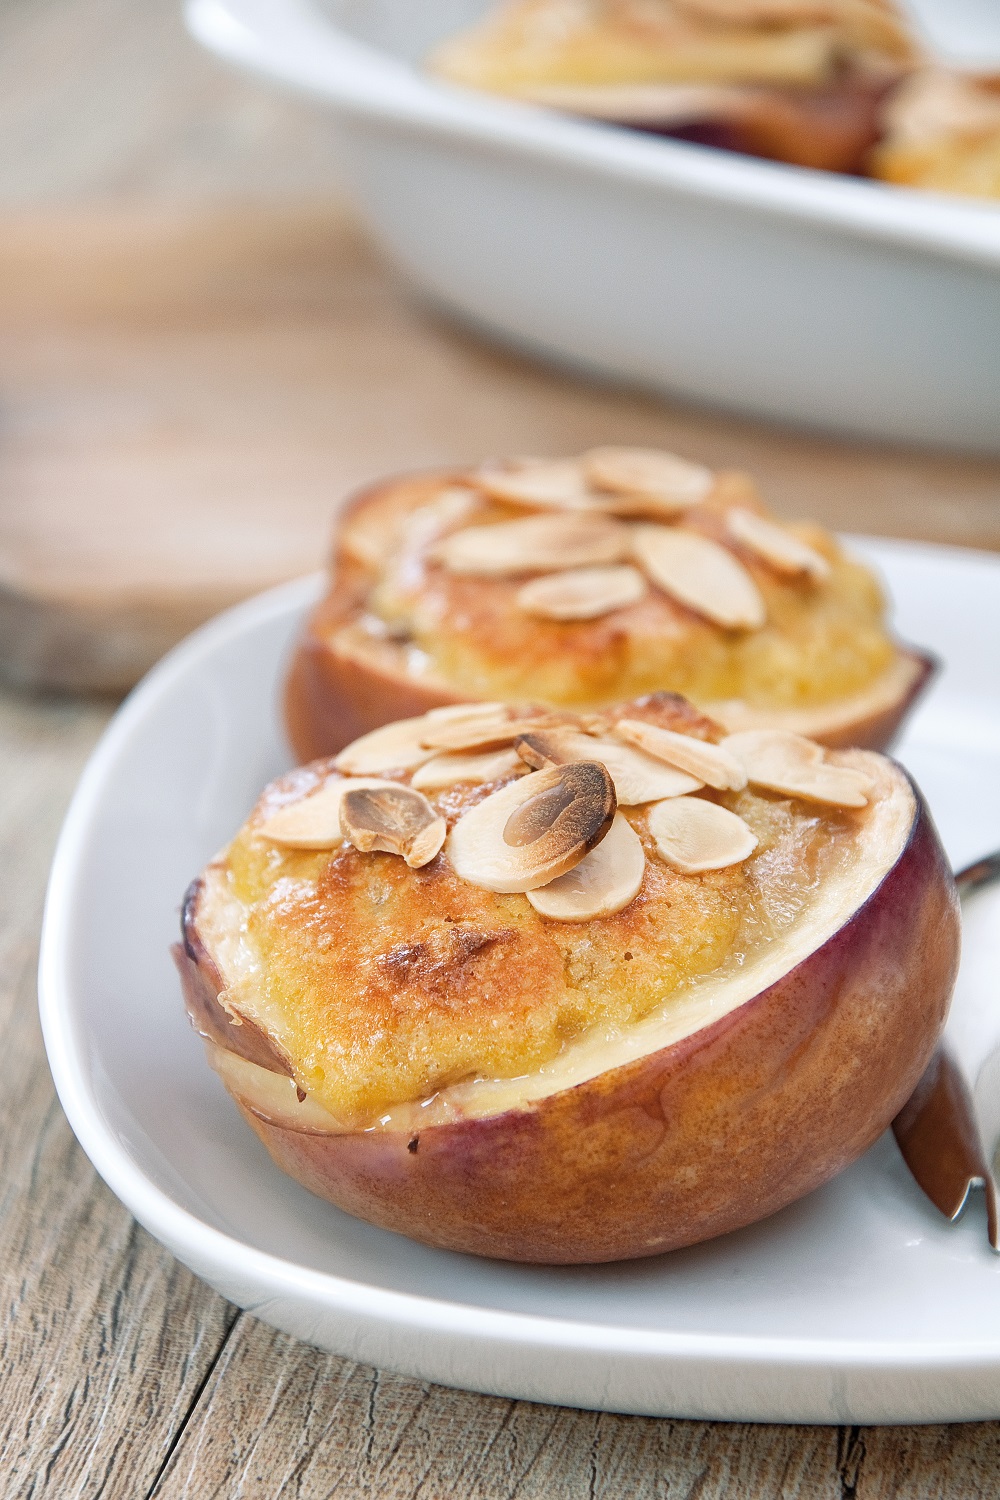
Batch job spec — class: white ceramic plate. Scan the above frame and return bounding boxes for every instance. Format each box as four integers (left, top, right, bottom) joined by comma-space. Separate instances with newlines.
185, 0, 1000, 452
39, 538, 1000, 1425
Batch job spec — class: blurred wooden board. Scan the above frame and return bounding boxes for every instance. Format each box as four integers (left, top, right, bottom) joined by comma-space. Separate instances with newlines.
3, 198, 1000, 693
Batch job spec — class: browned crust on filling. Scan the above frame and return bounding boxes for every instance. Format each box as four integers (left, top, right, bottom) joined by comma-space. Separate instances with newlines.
183, 783, 957, 1261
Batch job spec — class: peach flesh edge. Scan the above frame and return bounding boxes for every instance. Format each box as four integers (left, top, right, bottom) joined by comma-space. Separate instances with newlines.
179, 756, 960, 1263
284, 604, 934, 763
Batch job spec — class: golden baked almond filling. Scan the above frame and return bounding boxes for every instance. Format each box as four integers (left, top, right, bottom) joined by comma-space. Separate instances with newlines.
374, 539, 891, 709
325, 460, 897, 715
428, 0, 914, 94
868, 69, 1000, 199
199, 713, 883, 1130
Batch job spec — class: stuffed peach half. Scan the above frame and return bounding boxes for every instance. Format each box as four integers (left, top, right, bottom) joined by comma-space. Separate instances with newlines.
176, 694, 958, 1264
869, 68, 1000, 199
284, 450, 932, 763
428, 0, 917, 176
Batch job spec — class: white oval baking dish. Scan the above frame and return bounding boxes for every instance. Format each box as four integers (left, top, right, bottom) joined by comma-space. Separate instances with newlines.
187, 0, 1000, 452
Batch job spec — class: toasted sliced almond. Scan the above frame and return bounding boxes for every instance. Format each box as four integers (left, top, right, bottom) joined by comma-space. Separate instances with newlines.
515, 727, 701, 805
447, 761, 615, 893
648, 796, 758, 874
411, 747, 525, 791
583, 446, 714, 516
424, 701, 507, 722
633, 525, 766, 630
722, 731, 875, 808
404, 816, 449, 869
527, 813, 645, 921
473, 458, 602, 511
577, 712, 614, 736
258, 781, 349, 849
726, 508, 831, 583
418, 709, 518, 753
340, 784, 446, 868
512, 729, 576, 772
400, 487, 481, 549
340, 486, 476, 571
335, 717, 438, 775
257, 777, 402, 850
432, 514, 629, 577
516, 564, 647, 621
613, 719, 747, 791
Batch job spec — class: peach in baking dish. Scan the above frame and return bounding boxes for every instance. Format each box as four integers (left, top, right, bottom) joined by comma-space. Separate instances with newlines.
285, 449, 932, 764
176, 693, 958, 1263
869, 68, 1000, 199
428, 0, 917, 174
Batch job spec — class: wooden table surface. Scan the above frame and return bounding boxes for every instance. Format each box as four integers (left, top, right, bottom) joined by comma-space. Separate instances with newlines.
4, 1, 1000, 1494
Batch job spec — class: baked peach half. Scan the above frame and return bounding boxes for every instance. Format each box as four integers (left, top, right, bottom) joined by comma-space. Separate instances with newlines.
176, 694, 958, 1264
284, 450, 932, 763
428, 0, 916, 177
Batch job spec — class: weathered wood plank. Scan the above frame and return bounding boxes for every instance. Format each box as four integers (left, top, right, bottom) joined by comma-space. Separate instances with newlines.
0, 691, 238, 1499
854, 1423, 1000, 1500
151, 1317, 1000, 1500
150, 1316, 844, 1500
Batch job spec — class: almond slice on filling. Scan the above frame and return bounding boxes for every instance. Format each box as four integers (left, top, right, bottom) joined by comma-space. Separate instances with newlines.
527, 813, 645, 921
648, 796, 758, 874
340, 784, 446, 868
341, 486, 475, 570
335, 717, 439, 775
431, 513, 629, 577
515, 727, 701, 805
516, 564, 647, 621
423, 701, 507, 722
613, 719, 747, 791
418, 709, 520, 753
257, 777, 399, 849
447, 761, 616, 893
722, 730, 875, 809
472, 458, 607, 511
411, 746, 525, 791
583, 447, 714, 516
633, 525, 766, 630
726, 508, 831, 583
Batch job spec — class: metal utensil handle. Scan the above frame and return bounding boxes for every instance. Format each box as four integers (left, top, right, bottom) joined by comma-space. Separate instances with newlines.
955, 851, 1000, 895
